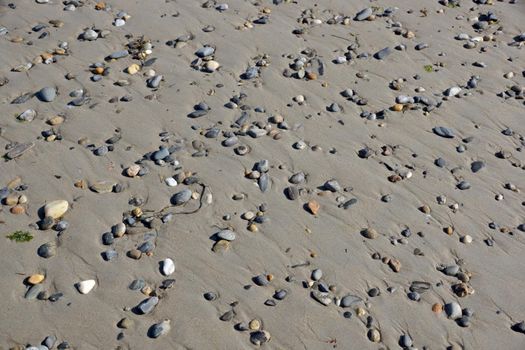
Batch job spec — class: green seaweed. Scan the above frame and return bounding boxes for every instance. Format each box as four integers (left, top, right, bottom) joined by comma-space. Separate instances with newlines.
6, 230, 33, 242
424, 65, 434, 72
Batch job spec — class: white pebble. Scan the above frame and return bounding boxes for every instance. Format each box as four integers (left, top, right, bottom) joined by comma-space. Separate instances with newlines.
165, 177, 177, 187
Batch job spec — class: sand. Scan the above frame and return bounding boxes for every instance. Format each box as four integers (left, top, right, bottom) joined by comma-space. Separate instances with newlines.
1, 0, 525, 349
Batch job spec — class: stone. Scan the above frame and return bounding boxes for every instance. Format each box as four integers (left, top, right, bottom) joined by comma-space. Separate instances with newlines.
6, 142, 35, 159
89, 181, 115, 193
212, 240, 230, 253
171, 189, 192, 205
471, 161, 485, 173
38, 242, 56, 258
126, 164, 141, 177
355, 8, 373, 21
18, 109, 37, 122
112, 223, 126, 237
149, 319, 171, 338
126, 63, 140, 74
311, 269, 322, 281
250, 330, 271, 346
83, 29, 98, 40
362, 228, 378, 239
368, 328, 381, 342
374, 47, 392, 60
217, 229, 236, 241
341, 295, 362, 307
37, 87, 56, 102
311, 291, 332, 306
445, 86, 462, 97
76, 279, 96, 294
25, 284, 43, 300
306, 200, 320, 215
445, 302, 462, 319
137, 296, 159, 314
433, 126, 455, 138
28, 274, 45, 284
205, 60, 220, 72
161, 258, 175, 276
118, 318, 133, 329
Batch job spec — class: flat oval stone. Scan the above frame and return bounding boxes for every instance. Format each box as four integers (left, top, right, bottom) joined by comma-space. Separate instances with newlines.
274, 289, 287, 300
195, 46, 214, 58
341, 295, 362, 307
171, 189, 192, 205
355, 7, 373, 21
253, 274, 269, 286
6, 142, 35, 160
109, 50, 129, 59
217, 229, 236, 241
433, 126, 455, 138
25, 284, 43, 299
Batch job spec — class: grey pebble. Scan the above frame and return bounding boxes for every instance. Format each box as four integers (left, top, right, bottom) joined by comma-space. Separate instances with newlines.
433, 126, 455, 138
217, 229, 236, 241
129, 279, 145, 290
274, 289, 287, 300
341, 295, 362, 307
136, 296, 159, 314
25, 284, 43, 300
109, 50, 129, 59
38, 242, 56, 258
147, 75, 163, 88
355, 8, 373, 21
253, 274, 269, 286
148, 320, 170, 338
171, 189, 192, 205
457, 181, 471, 190
37, 87, 56, 102
311, 268, 322, 281
471, 161, 485, 173
445, 302, 462, 319
374, 47, 392, 60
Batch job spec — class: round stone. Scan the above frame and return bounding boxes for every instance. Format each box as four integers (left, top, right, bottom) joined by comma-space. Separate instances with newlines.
37, 87, 56, 102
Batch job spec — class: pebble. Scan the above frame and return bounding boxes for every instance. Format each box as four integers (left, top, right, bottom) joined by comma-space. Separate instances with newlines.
37, 87, 56, 102
355, 8, 373, 21
38, 242, 56, 258
160, 258, 175, 276
433, 126, 455, 138
149, 319, 171, 338
250, 330, 271, 346
137, 296, 159, 314
172, 189, 192, 205
217, 229, 236, 241
76, 279, 96, 294
445, 302, 462, 319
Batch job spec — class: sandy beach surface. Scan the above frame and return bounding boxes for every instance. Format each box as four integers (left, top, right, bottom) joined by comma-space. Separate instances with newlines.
1, 0, 524, 349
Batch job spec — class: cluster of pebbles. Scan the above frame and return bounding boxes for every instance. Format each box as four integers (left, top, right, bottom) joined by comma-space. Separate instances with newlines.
0, 0, 524, 349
